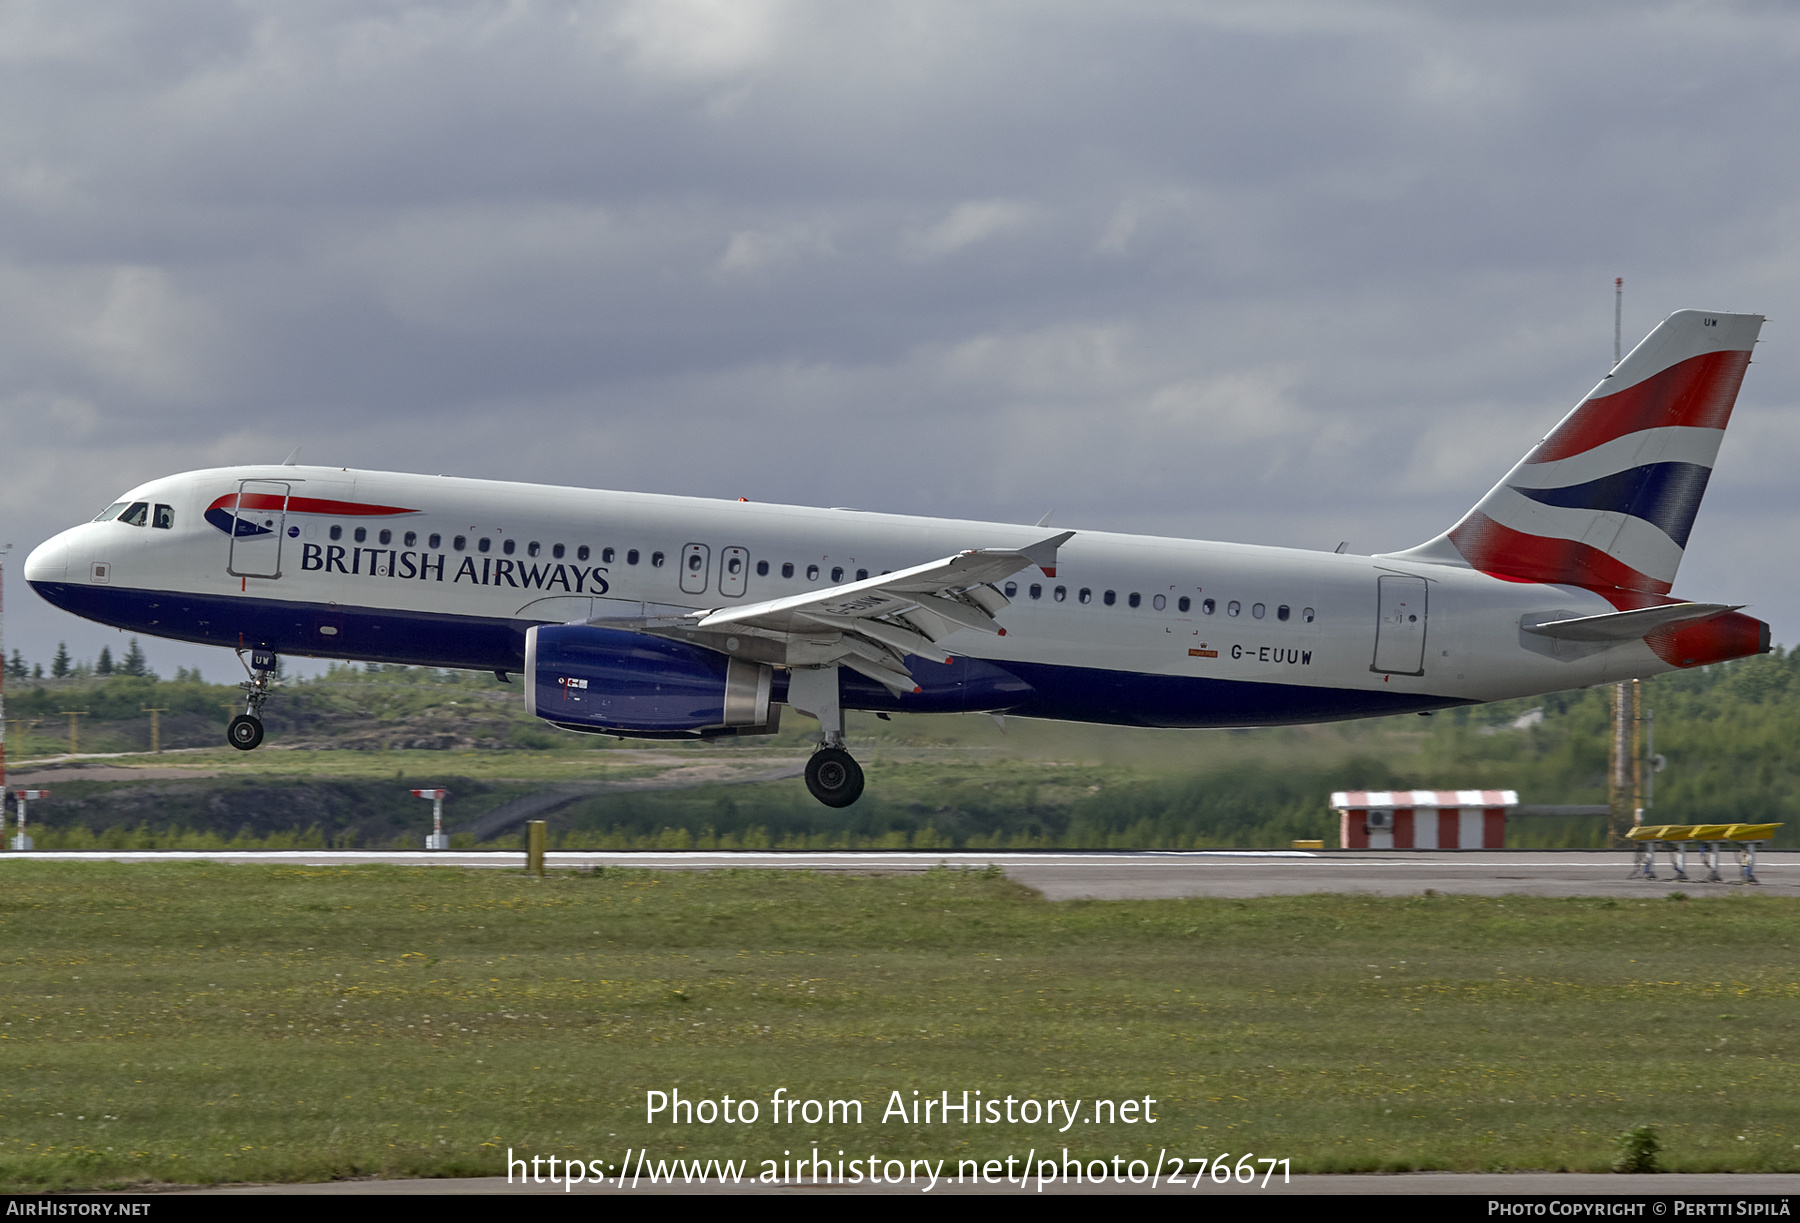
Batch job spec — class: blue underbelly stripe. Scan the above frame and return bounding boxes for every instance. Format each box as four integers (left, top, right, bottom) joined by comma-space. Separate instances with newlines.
29, 581, 1470, 729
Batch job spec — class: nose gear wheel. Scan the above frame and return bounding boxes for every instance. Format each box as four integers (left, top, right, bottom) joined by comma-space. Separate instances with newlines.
227, 714, 264, 751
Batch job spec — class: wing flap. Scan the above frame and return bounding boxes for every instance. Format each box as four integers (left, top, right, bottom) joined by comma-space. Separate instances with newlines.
677, 532, 1072, 687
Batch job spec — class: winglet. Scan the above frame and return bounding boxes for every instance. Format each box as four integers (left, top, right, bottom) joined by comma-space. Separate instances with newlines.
1018, 530, 1075, 578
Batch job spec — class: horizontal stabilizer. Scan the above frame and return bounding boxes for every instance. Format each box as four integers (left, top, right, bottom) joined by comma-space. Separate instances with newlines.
1521, 601, 1740, 642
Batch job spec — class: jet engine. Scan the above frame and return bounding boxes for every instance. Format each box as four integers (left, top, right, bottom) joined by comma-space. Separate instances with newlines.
524, 624, 776, 738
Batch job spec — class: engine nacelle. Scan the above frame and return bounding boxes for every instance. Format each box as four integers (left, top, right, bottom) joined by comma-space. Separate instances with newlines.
524, 624, 773, 737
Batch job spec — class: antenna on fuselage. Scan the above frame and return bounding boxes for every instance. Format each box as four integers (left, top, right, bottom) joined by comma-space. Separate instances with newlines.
280, 446, 301, 466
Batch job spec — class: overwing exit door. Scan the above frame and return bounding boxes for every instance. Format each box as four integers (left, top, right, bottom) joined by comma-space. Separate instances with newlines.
679, 543, 711, 595
1371, 574, 1428, 675
226, 480, 290, 579
718, 546, 749, 597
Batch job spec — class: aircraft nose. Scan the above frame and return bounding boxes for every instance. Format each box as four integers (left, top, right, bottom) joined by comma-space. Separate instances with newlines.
24, 533, 71, 583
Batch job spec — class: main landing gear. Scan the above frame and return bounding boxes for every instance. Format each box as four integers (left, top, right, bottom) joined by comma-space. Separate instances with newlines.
788, 664, 866, 808
227, 648, 279, 752
805, 746, 864, 808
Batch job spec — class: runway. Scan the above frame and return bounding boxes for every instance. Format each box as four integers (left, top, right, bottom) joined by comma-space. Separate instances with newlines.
6, 848, 1792, 899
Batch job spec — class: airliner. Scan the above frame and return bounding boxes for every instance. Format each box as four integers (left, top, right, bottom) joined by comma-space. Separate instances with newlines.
24, 310, 1769, 806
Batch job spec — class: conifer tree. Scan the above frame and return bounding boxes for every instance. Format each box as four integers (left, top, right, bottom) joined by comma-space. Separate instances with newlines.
5, 649, 24, 680
51, 642, 71, 678
122, 638, 148, 677
97, 646, 114, 675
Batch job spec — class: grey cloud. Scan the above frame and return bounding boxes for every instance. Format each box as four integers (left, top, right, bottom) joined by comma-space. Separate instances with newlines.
6, 0, 1800, 673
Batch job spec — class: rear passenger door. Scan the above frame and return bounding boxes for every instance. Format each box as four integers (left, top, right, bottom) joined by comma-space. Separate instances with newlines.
1371, 574, 1427, 675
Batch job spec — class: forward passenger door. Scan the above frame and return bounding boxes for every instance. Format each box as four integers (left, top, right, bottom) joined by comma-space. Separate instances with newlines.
226, 480, 290, 580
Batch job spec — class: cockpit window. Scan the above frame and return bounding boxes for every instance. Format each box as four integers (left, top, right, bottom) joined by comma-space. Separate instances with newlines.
93, 502, 128, 522
152, 504, 175, 529
120, 502, 149, 527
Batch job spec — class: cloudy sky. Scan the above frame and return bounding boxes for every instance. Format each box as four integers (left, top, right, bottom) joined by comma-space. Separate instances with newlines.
5, 0, 1800, 678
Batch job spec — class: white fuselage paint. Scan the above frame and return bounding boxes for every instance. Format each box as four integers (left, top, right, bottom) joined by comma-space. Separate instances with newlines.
26, 465, 1679, 724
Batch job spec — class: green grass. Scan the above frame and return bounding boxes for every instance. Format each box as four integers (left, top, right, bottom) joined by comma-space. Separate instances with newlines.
0, 863, 1796, 1189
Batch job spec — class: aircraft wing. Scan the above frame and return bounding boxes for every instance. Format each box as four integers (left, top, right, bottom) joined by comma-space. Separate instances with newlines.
663, 532, 1073, 694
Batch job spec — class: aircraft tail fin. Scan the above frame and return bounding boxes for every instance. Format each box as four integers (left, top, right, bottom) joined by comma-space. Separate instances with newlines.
1388, 309, 1763, 594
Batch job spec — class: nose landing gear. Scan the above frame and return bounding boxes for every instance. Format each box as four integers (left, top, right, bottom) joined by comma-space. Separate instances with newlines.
226, 648, 279, 752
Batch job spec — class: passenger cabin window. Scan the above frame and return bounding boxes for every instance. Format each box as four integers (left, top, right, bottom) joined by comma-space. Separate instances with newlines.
651, 551, 664, 567
1178, 596, 1191, 613
1227, 601, 1240, 616
831, 566, 844, 582
1004, 581, 1017, 597
756, 560, 770, 576
627, 549, 640, 565
428, 533, 441, 549
503, 539, 516, 555
1103, 590, 1116, 606
857, 569, 868, 581
1054, 586, 1067, 602
152, 505, 175, 529
1252, 603, 1265, 619
354, 527, 367, 543
806, 564, 819, 581
94, 502, 128, 522
598, 547, 610, 563
1203, 598, 1215, 614
687, 553, 704, 572
478, 537, 491, 553
1303, 607, 1316, 623
578, 546, 591, 562
1277, 605, 1290, 621
551, 543, 563, 559
331, 525, 344, 541
453, 536, 466, 551
404, 531, 417, 548
1078, 588, 1092, 604
1128, 592, 1141, 609
781, 562, 795, 579
378, 529, 391, 546
1029, 584, 1042, 600
528, 542, 540, 557
1152, 594, 1166, 611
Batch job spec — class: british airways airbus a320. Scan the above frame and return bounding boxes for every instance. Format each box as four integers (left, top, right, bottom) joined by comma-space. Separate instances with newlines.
25, 310, 1770, 807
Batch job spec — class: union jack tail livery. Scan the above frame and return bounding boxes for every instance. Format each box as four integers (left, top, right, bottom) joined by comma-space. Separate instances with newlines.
1399, 310, 1762, 597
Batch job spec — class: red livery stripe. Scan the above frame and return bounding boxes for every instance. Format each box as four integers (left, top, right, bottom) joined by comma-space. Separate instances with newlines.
1645, 610, 1768, 669
1530, 349, 1751, 463
207, 494, 418, 517
1447, 512, 1670, 594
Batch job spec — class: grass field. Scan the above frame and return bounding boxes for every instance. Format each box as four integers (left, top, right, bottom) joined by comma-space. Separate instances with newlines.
1, 862, 1796, 1189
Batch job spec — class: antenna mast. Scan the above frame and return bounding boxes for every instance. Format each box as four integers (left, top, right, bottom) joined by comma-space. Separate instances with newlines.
1607, 277, 1645, 844
1614, 277, 1623, 365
